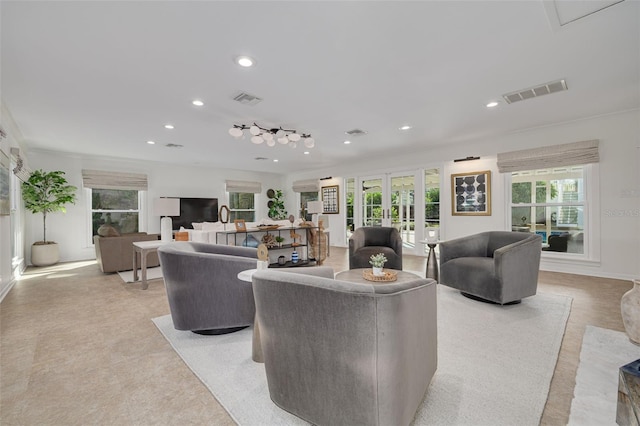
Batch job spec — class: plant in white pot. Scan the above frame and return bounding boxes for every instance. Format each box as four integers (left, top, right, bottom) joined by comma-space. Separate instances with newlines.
22, 169, 77, 266
369, 253, 388, 276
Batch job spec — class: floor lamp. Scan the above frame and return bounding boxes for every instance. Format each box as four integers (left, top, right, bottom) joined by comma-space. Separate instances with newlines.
154, 198, 180, 242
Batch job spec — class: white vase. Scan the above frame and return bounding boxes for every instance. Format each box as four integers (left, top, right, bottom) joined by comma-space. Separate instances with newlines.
621, 279, 640, 345
372, 266, 384, 276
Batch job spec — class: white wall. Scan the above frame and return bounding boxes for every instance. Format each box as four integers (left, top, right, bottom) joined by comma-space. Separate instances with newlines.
287, 110, 640, 280
0, 103, 29, 301
25, 151, 286, 264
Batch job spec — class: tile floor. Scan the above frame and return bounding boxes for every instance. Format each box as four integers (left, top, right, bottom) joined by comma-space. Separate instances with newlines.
0, 248, 633, 425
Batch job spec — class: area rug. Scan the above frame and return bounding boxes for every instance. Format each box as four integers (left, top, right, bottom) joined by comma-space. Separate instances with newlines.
568, 326, 640, 425
152, 286, 571, 426
117, 267, 163, 283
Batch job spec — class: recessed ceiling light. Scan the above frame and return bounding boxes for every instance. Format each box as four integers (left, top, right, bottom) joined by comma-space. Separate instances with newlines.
192, 99, 204, 106
236, 56, 255, 67
486, 101, 499, 108
399, 125, 412, 130
164, 124, 174, 129
273, 159, 279, 162
146, 140, 155, 145
343, 140, 351, 145
304, 151, 310, 155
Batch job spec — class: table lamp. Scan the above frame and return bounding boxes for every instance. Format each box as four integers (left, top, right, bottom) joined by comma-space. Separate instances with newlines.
154, 197, 180, 242
306, 200, 324, 225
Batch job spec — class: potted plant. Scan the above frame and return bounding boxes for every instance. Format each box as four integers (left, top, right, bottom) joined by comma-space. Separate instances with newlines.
275, 236, 285, 247
268, 189, 288, 220
369, 253, 388, 276
22, 169, 77, 266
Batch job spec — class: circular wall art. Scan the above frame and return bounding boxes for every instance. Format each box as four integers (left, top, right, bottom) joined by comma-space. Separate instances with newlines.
267, 189, 275, 199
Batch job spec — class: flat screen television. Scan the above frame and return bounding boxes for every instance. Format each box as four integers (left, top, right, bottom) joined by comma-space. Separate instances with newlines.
171, 198, 218, 230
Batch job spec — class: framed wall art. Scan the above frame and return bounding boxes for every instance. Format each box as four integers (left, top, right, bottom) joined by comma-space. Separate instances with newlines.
321, 185, 339, 214
234, 219, 247, 232
451, 170, 491, 216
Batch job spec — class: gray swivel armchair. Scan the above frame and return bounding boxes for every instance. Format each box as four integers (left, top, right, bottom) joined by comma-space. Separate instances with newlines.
157, 241, 258, 335
439, 231, 542, 305
251, 268, 437, 426
349, 226, 403, 270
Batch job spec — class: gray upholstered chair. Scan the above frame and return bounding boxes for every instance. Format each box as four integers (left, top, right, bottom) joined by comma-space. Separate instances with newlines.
348, 226, 403, 270
251, 268, 437, 426
157, 241, 258, 334
439, 231, 542, 305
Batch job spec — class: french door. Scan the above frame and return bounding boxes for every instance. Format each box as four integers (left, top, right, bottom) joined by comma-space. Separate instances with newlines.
359, 172, 419, 253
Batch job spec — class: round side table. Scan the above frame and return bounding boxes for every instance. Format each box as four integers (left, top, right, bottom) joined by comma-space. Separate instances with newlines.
418, 240, 441, 282
237, 269, 263, 363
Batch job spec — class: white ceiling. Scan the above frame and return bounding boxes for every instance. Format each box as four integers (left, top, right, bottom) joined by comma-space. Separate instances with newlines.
1, 1, 638, 174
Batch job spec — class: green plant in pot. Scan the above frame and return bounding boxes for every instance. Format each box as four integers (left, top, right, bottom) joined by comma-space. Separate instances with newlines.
268, 189, 288, 220
22, 169, 77, 266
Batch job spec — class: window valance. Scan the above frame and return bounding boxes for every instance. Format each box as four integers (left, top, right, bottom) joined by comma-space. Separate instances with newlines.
225, 180, 262, 193
292, 179, 319, 193
497, 140, 599, 173
82, 169, 148, 190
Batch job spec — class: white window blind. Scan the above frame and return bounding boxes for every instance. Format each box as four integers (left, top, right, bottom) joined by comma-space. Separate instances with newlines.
292, 179, 319, 192
225, 180, 262, 193
497, 140, 599, 173
82, 169, 148, 190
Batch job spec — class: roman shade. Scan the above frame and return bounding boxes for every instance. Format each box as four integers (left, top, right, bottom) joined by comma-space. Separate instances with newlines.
225, 180, 262, 193
496, 140, 599, 173
292, 179, 319, 192
82, 169, 148, 190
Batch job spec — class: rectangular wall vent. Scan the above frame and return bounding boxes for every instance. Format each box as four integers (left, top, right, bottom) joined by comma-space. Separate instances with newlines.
233, 92, 263, 106
502, 79, 568, 104
345, 128, 367, 136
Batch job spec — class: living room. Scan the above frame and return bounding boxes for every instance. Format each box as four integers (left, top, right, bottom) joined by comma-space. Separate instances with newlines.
1, 1, 639, 425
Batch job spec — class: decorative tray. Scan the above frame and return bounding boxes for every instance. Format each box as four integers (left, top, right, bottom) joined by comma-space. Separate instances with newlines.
256, 225, 281, 230
362, 269, 398, 282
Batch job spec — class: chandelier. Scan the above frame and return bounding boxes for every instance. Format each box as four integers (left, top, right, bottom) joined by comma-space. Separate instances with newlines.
228, 123, 315, 149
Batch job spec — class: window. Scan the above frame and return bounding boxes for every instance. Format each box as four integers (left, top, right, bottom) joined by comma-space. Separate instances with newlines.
91, 188, 141, 237
345, 178, 355, 239
300, 191, 319, 221
229, 192, 255, 222
510, 166, 586, 254
424, 168, 440, 253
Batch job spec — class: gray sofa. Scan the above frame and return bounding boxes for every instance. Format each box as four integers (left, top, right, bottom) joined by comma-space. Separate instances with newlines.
439, 231, 542, 304
93, 233, 160, 273
348, 226, 403, 270
157, 241, 258, 334
252, 268, 437, 426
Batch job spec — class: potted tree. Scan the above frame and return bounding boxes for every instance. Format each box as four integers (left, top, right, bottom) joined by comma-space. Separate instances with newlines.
22, 169, 77, 266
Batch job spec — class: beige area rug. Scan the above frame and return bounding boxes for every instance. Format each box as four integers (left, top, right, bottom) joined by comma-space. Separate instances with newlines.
568, 326, 640, 425
117, 267, 163, 283
153, 286, 571, 426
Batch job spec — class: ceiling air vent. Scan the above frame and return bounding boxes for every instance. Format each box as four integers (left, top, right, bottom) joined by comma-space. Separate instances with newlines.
254, 157, 268, 161
233, 92, 263, 106
502, 79, 568, 104
345, 128, 367, 136
165, 143, 184, 148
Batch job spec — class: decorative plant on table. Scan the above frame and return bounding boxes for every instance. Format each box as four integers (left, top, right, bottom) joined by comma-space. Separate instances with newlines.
22, 169, 77, 266
369, 253, 388, 276
268, 189, 288, 220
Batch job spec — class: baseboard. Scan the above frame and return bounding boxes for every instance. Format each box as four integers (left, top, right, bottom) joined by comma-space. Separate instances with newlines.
0, 278, 16, 303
